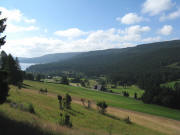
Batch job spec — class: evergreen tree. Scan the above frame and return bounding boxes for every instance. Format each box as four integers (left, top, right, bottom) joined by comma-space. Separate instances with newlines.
2, 54, 23, 85
0, 11, 8, 104
63, 93, 72, 109
0, 11, 6, 49
96, 101, 108, 114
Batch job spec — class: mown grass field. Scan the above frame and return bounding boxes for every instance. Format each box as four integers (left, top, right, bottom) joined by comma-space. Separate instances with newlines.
23, 80, 180, 121
109, 85, 144, 98
0, 85, 167, 135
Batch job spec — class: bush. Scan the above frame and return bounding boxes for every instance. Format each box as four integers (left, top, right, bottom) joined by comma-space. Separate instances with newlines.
96, 101, 108, 114
124, 116, 132, 124
63, 93, 72, 109
28, 103, 35, 114
123, 91, 129, 97
59, 113, 72, 128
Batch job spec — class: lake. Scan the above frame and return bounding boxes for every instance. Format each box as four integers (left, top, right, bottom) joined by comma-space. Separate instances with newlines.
20, 63, 36, 70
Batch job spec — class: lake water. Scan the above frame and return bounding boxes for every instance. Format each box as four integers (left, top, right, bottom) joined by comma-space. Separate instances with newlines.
20, 63, 36, 70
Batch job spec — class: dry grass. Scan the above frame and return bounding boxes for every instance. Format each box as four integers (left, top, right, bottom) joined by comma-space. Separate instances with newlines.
22, 88, 180, 135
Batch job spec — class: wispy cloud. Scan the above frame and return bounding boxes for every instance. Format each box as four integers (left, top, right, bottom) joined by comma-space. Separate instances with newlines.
160, 9, 180, 21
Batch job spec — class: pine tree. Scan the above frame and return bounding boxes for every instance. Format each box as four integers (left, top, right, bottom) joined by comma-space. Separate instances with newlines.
0, 11, 9, 104
0, 12, 6, 49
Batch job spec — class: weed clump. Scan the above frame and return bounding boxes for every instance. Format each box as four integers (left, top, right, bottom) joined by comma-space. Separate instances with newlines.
124, 116, 132, 124
28, 103, 35, 114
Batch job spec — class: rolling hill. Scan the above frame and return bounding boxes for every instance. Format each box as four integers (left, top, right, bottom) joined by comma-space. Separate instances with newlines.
27, 40, 180, 77
19, 52, 82, 64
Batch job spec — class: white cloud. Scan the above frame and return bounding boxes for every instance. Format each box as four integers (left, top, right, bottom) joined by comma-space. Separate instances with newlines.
142, 37, 161, 43
158, 25, 173, 35
160, 9, 180, 21
0, 7, 38, 33
2, 26, 154, 57
6, 24, 39, 33
125, 25, 151, 35
142, 0, 174, 16
54, 28, 88, 39
0, 7, 22, 22
0, 7, 36, 23
117, 13, 144, 24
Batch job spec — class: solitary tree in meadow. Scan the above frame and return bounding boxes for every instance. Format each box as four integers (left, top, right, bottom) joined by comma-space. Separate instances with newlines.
63, 93, 72, 109
57, 94, 63, 110
96, 101, 108, 114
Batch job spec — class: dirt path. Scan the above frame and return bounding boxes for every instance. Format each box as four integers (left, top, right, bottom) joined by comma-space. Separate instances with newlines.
22, 88, 180, 135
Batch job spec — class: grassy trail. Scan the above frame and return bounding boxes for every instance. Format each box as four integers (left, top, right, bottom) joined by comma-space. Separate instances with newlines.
22, 88, 180, 135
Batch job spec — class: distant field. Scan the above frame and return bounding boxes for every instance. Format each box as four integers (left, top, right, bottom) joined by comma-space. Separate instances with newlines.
0, 85, 166, 135
110, 85, 144, 98
161, 79, 180, 89
23, 80, 180, 121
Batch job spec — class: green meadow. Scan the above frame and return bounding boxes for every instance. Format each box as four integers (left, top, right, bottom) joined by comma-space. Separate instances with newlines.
23, 80, 180, 120
0, 85, 165, 135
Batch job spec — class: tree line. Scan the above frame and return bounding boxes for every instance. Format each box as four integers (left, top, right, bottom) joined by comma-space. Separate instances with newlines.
0, 12, 23, 104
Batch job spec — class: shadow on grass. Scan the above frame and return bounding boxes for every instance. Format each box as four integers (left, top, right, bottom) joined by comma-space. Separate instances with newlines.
0, 112, 59, 135
105, 113, 121, 121
65, 108, 84, 116
22, 83, 33, 89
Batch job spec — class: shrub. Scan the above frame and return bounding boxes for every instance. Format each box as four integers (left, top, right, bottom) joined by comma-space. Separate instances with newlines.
63, 93, 72, 109
96, 101, 108, 114
134, 92, 137, 99
80, 98, 85, 106
57, 95, 63, 110
28, 103, 35, 114
59, 113, 72, 128
123, 91, 129, 97
124, 116, 132, 124
87, 100, 91, 109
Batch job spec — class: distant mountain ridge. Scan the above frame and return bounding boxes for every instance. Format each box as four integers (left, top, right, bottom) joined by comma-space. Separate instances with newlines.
27, 40, 180, 77
19, 52, 82, 64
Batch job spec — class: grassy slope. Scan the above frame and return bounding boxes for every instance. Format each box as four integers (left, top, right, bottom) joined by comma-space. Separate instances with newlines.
24, 80, 180, 120
0, 85, 164, 135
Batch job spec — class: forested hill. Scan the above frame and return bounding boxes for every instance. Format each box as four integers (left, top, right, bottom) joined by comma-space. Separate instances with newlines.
27, 40, 180, 76
19, 52, 82, 64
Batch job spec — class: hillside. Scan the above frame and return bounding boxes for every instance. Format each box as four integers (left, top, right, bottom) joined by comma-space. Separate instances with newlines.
27, 40, 180, 76
1, 80, 180, 135
19, 52, 82, 64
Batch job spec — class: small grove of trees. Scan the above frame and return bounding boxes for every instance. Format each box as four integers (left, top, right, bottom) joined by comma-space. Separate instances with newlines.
1, 51, 23, 85
57, 94, 72, 127
122, 91, 129, 97
23, 72, 35, 80
61, 76, 69, 85
0, 11, 9, 104
142, 81, 180, 109
35, 74, 45, 82
96, 101, 108, 114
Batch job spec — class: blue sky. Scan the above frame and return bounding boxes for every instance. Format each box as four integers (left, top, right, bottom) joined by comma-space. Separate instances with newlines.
0, 0, 180, 57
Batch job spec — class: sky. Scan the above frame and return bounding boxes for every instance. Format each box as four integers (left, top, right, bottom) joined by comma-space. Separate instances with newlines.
0, 0, 180, 57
